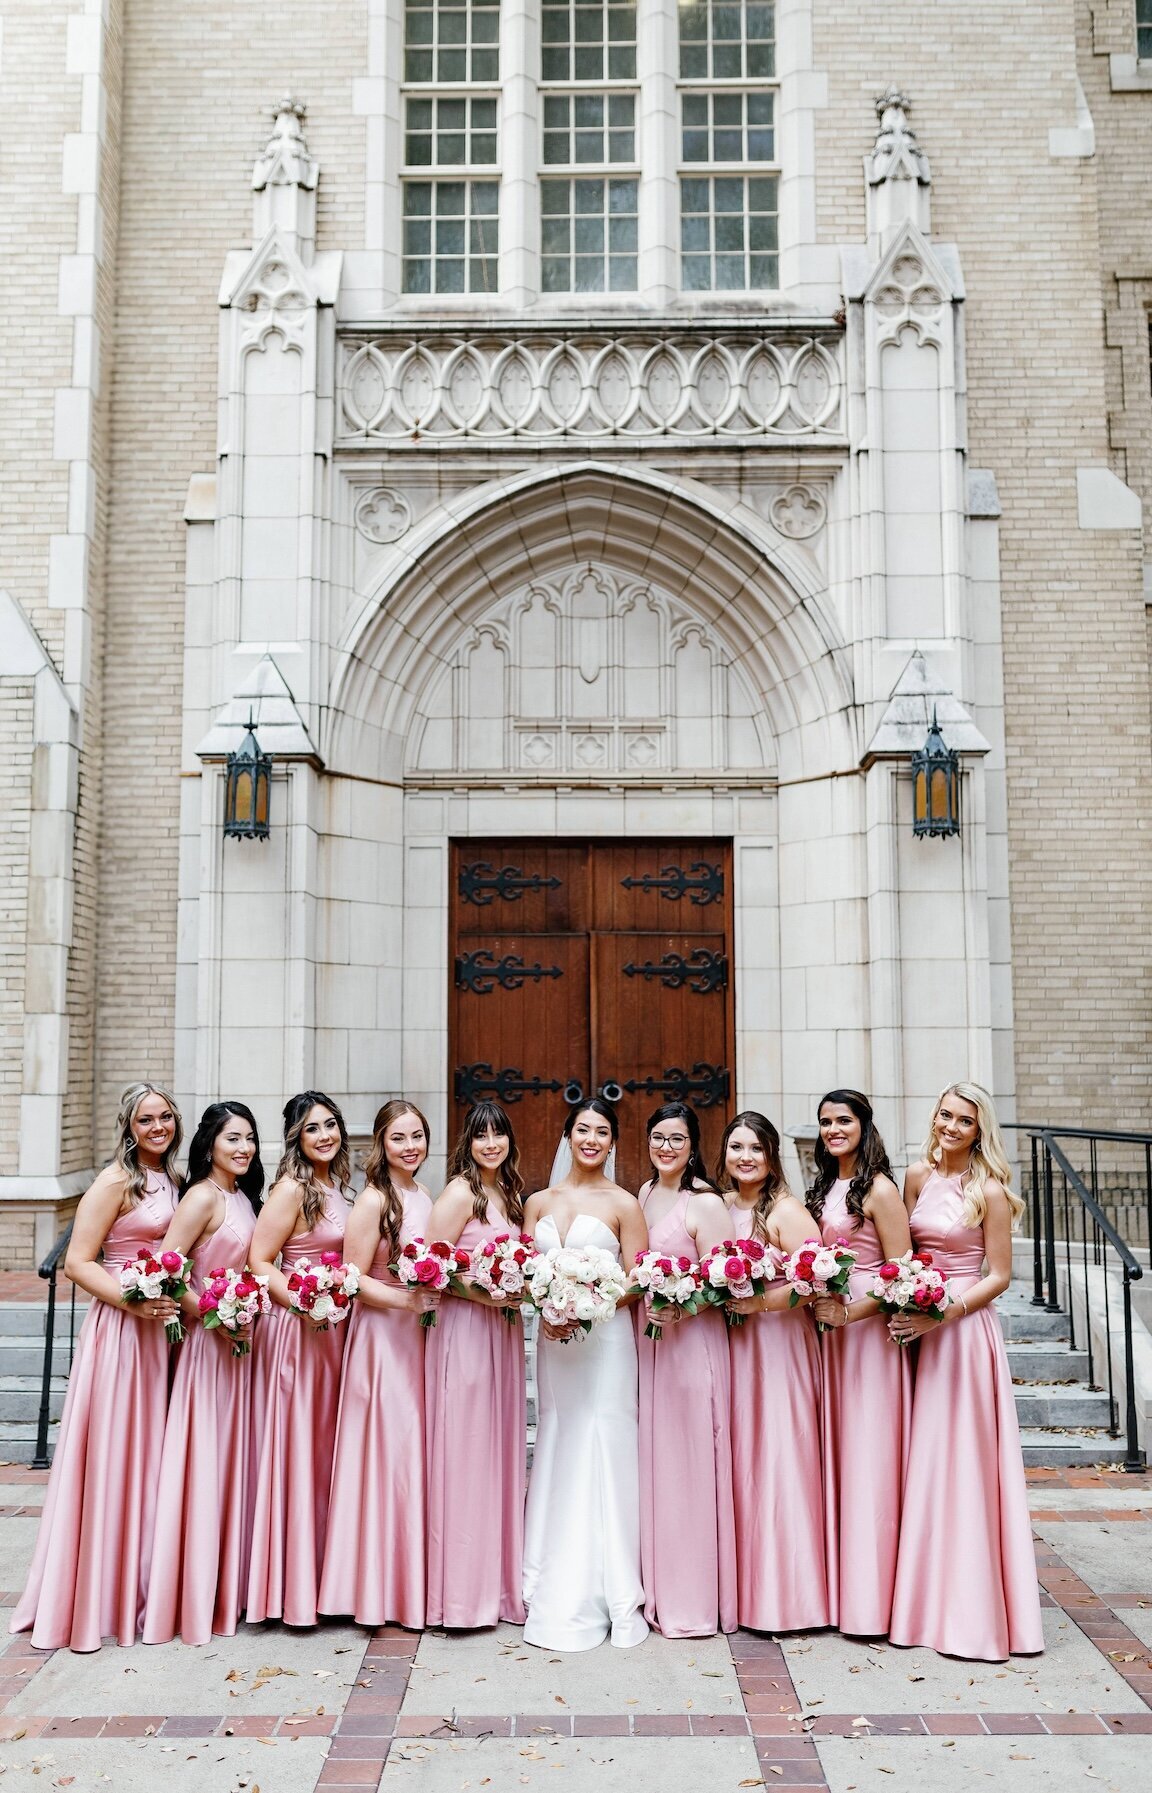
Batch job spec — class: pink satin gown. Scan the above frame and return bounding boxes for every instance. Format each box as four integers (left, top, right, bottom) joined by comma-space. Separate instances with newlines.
889, 1170, 1043, 1659
727, 1232, 830, 1632
142, 1188, 258, 1645
636, 1187, 737, 1637
319, 1187, 432, 1628
819, 1178, 911, 1636
11, 1171, 178, 1651
245, 1187, 349, 1626
425, 1204, 526, 1627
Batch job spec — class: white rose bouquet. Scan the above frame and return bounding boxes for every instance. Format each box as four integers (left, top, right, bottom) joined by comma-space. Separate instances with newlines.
526, 1243, 628, 1339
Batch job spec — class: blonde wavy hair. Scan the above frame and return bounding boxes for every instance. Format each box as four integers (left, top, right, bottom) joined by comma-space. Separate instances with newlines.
112, 1082, 183, 1205
921, 1081, 1024, 1229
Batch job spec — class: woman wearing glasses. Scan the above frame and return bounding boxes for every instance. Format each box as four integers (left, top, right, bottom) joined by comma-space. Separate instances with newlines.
636, 1102, 737, 1637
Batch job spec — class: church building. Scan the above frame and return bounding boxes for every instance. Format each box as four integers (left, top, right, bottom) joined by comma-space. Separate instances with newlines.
2, 0, 1151, 1254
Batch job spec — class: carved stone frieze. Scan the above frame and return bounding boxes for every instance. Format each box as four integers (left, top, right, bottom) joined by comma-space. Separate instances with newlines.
338, 326, 843, 446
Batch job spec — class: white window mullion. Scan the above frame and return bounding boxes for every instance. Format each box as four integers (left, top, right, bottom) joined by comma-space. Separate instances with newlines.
500, 0, 540, 304
637, 0, 679, 302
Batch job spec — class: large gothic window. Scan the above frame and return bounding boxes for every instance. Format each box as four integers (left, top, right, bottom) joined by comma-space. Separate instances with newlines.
398, 0, 780, 297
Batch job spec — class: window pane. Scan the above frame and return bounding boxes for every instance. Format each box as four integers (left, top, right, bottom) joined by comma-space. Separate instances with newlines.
677, 0, 776, 80
404, 0, 502, 83
537, 177, 636, 291
678, 173, 778, 291
680, 91, 776, 164
403, 178, 501, 293
541, 0, 638, 82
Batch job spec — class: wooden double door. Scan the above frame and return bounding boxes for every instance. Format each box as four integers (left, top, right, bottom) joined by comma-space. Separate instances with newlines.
449, 840, 736, 1195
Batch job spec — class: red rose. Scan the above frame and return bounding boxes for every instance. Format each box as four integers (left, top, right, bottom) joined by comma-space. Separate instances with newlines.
332, 1289, 349, 1307
456, 1249, 471, 1270
513, 1248, 527, 1264
723, 1256, 744, 1279
878, 1263, 900, 1282
429, 1240, 452, 1259
415, 1259, 440, 1285
401, 1241, 418, 1258
912, 1249, 933, 1267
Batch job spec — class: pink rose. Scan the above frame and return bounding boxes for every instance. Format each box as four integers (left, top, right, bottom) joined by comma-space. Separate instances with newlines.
415, 1259, 440, 1285
878, 1262, 900, 1282
320, 1250, 341, 1268
160, 1251, 183, 1273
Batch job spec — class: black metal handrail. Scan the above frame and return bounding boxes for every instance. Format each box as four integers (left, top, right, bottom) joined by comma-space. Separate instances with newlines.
1010, 1126, 1145, 1473
32, 1221, 76, 1471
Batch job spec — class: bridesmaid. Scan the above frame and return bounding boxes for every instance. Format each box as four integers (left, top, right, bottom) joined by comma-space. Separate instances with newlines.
246, 1090, 352, 1627
636, 1101, 737, 1637
720, 1110, 830, 1633
809, 1088, 912, 1637
424, 1100, 527, 1628
143, 1101, 265, 1645
889, 1083, 1043, 1659
12, 1083, 182, 1651
319, 1099, 439, 1629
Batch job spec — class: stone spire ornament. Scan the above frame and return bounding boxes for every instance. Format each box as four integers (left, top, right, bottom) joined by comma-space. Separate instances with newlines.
251, 96, 318, 257
866, 88, 932, 242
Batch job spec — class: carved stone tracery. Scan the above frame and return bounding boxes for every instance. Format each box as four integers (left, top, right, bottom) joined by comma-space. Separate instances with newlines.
339, 329, 843, 444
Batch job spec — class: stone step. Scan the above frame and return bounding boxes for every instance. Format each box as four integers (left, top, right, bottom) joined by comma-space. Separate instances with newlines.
1010, 1381, 1114, 1429
0, 1301, 86, 1339
0, 1336, 76, 1378
1018, 1427, 1130, 1467
1005, 1339, 1091, 1381
0, 1376, 67, 1423
0, 1421, 57, 1465
995, 1300, 1071, 1343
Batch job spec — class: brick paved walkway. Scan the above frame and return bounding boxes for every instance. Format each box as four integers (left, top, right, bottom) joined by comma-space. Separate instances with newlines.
0, 1466, 1147, 1791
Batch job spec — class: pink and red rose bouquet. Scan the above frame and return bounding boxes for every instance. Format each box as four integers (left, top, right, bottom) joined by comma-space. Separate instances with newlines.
286, 1250, 361, 1330
631, 1248, 705, 1340
699, 1236, 774, 1326
869, 1248, 952, 1343
781, 1238, 857, 1332
391, 1237, 471, 1327
118, 1248, 192, 1344
467, 1231, 537, 1321
198, 1265, 271, 1355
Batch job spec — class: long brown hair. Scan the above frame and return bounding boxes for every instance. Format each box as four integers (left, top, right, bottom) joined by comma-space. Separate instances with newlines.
363, 1099, 430, 1261
112, 1082, 184, 1206
446, 1101, 525, 1226
715, 1109, 789, 1241
806, 1088, 894, 1229
277, 1090, 351, 1229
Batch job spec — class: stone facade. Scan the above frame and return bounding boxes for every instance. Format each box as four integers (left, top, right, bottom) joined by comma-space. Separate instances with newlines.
1, 0, 1149, 1261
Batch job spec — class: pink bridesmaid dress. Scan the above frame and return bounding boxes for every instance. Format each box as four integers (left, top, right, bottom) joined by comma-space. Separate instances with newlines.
889, 1170, 1043, 1659
819, 1178, 911, 1636
424, 1204, 526, 1627
318, 1187, 432, 1628
11, 1170, 179, 1651
245, 1187, 349, 1627
727, 1237, 830, 1632
142, 1189, 257, 1645
636, 1187, 737, 1637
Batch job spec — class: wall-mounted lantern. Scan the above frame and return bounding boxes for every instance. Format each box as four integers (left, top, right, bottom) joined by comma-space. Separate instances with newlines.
223, 714, 271, 840
911, 706, 960, 838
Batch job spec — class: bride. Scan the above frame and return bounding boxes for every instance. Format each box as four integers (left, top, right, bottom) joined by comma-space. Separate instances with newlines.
521, 1097, 649, 1651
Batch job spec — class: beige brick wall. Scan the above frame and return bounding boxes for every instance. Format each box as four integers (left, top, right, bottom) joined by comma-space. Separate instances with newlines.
0, 682, 35, 1174
92, 1, 368, 1137
814, 0, 1152, 1123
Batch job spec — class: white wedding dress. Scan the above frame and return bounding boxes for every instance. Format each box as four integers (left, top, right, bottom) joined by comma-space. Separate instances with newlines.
522, 1213, 649, 1651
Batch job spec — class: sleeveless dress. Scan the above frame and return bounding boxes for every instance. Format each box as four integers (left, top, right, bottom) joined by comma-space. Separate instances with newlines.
11, 1170, 179, 1651
819, 1178, 911, 1636
636, 1186, 737, 1637
889, 1170, 1044, 1659
425, 1203, 527, 1626
142, 1188, 258, 1645
245, 1186, 349, 1626
318, 1187, 433, 1628
523, 1213, 648, 1651
725, 1217, 830, 1633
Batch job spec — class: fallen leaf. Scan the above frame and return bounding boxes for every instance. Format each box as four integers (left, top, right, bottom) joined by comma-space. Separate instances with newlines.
851, 1716, 873, 1727
225, 1669, 246, 1683
907, 1676, 924, 1683
1009, 1755, 1033, 1762
554, 1695, 567, 1705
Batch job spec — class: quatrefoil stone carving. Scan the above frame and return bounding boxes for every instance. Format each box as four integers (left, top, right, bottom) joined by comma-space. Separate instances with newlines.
354, 488, 412, 545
